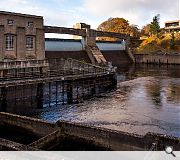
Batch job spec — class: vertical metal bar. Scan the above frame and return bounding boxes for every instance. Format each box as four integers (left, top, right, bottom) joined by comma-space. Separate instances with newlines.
56, 81, 58, 105
37, 83, 44, 109
49, 82, 51, 107
0, 87, 7, 111
76, 81, 79, 103
62, 81, 65, 105
67, 80, 73, 104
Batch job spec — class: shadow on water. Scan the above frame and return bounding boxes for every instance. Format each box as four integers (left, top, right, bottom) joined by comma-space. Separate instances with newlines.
1, 63, 180, 137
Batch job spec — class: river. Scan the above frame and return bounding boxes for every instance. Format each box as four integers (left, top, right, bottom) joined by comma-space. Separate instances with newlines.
4, 64, 180, 137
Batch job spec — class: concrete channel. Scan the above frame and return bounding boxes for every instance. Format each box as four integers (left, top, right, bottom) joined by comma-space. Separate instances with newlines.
0, 112, 179, 151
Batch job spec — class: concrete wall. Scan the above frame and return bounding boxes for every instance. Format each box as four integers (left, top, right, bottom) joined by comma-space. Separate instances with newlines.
57, 121, 145, 151
0, 112, 57, 137
45, 51, 91, 62
45, 50, 131, 65
0, 112, 179, 151
45, 38, 125, 51
57, 121, 180, 151
45, 39, 130, 65
135, 54, 180, 65
0, 138, 38, 151
102, 50, 131, 65
0, 11, 44, 60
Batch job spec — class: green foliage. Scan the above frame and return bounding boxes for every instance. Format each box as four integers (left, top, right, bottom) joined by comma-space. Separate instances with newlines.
149, 14, 160, 35
97, 18, 140, 41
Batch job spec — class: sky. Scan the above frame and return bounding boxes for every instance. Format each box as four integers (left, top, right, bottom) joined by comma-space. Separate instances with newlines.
0, 0, 179, 38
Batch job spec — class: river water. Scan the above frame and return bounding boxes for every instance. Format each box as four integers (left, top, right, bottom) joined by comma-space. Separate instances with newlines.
10, 64, 180, 137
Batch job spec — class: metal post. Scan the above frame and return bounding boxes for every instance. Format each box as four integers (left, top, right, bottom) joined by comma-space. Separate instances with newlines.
62, 81, 65, 105
67, 80, 73, 104
49, 82, 51, 107
112, 74, 117, 90
56, 81, 58, 105
91, 79, 96, 95
37, 83, 44, 109
0, 87, 7, 110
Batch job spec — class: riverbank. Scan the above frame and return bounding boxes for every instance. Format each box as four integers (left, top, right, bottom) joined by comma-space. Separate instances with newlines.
134, 53, 180, 65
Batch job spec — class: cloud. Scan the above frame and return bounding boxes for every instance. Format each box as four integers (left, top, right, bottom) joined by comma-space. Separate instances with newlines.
83, 0, 179, 27
0, 0, 82, 27
0, 0, 179, 30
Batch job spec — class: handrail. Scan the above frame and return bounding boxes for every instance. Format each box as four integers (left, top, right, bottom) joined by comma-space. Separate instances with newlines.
0, 58, 114, 81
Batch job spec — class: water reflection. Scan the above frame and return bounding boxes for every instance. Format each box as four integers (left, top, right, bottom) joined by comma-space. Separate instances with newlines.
3, 64, 180, 137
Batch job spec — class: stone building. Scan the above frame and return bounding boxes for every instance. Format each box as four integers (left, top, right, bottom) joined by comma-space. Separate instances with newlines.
0, 11, 45, 61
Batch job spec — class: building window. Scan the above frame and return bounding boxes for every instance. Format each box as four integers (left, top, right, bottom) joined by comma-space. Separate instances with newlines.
28, 22, 34, 27
6, 35, 14, 50
7, 20, 14, 25
26, 36, 34, 49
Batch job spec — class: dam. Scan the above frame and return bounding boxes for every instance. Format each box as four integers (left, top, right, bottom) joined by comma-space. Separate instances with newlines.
0, 11, 179, 151
45, 38, 131, 66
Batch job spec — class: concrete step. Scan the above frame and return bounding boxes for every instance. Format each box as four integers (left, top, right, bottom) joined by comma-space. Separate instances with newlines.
85, 45, 107, 65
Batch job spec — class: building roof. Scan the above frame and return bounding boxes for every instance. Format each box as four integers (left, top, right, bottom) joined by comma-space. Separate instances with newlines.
165, 20, 180, 24
0, 11, 43, 19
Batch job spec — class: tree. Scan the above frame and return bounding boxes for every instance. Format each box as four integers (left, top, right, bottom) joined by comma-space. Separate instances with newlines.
170, 31, 175, 49
97, 18, 140, 41
131, 24, 141, 38
149, 14, 160, 35
141, 24, 151, 36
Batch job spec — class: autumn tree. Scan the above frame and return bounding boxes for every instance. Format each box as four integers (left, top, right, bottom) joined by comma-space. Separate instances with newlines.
97, 18, 140, 41
149, 14, 160, 35
131, 24, 141, 38
141, 24, 151, 36
170, 31, 175, 49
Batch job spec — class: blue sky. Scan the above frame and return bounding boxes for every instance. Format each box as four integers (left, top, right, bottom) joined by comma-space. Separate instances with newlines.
0, 0, 179, 36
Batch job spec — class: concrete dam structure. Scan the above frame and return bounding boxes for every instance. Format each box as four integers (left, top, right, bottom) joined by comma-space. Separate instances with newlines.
45, 38, 132, 66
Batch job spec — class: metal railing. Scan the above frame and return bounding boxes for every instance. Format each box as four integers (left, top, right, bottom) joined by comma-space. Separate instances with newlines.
0, 58, 114, 82
0, 59, 49, 69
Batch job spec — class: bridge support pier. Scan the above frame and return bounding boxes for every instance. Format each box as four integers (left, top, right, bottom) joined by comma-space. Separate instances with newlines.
126, 37, 135, 63
90, 79, 96, 96
37, 83, 44, 109
112, 74, 117, 90
0, 87, 7, 110
67, 81, 73, 104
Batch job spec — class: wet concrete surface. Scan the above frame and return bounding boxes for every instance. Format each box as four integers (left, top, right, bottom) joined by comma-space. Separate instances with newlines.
1, 64, 180, 138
